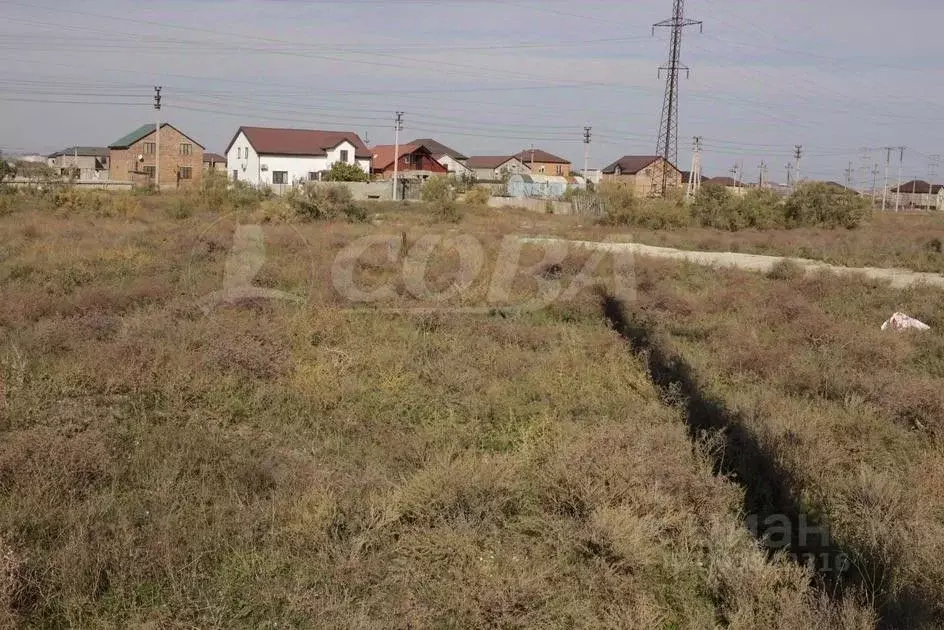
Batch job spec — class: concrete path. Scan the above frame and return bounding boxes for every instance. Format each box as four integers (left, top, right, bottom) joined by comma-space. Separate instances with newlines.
522, 237, 944, 290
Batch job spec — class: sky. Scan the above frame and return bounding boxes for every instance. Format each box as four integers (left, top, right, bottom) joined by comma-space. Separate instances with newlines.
1, 0, 943, 186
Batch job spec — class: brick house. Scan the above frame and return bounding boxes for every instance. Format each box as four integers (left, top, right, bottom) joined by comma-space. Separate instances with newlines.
109, 123, 205, 189
203, 152, 227, 172
465, 156, 530, 182
601, 155, 682, 197
370, 144, 447, 179
512, 148, 571, 176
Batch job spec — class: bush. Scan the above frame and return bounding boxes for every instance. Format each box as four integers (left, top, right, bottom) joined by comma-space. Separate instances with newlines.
692, 185, 782, 231
464, 185, 490, 206
599, 183, 692, 229
322, 162, 369, 182
286, 183, 366, 222
784, 182, 870, 229
421, 176, 459, 221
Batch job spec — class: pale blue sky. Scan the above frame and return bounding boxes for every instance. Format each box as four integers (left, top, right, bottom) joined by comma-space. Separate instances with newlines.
1, 0, 943, 185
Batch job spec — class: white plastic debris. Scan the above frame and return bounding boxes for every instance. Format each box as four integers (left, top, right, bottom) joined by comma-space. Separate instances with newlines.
881, 312, 931, 332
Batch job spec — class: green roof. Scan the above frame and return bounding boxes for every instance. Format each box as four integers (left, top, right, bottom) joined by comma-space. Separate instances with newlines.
109, 124, 157, 149
108, 123, 205, 150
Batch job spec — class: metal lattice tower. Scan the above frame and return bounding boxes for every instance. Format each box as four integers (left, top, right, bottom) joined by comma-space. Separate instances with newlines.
654, 0, 701, 194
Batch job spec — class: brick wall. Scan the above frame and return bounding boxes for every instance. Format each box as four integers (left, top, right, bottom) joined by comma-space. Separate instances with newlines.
109, 125, 204, 189
524, 161, 572, 177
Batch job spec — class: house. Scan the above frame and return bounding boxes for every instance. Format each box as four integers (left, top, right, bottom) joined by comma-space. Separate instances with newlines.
466, 156, 530, 182
203, 153, 227, 172
513, 149, 571, 176
890, 180, 944, 210
409, 138, 471, 177
370, 144, 447, 180
600, 155, 682, 197
109, 123, 205, 189
47, 147, 110, 181
225, 126, 372, 189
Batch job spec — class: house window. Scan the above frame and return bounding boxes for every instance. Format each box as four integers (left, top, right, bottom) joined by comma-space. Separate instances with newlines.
144, 142, 156, 155
539, 166, 546, 174
340, 150, 349, 163
272, 171, 288, 185
142, 165, 156, 178
237, 148, 242, 159
308, 172, 319, 181
180, 143, 192, 156
556, 165, 563, 176
233, 170, 238, 181
179, 167, 192, 180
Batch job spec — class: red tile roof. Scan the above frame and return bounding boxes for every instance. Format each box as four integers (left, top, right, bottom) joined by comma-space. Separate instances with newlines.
371, 143, 420, 170
226, 126, 371, 158
513, 148, 570, 165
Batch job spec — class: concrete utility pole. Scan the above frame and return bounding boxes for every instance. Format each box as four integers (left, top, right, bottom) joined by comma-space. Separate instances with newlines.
895, 146, 905, 212
845, 161, 854, 191
653, 0, 702, 195
786, 163, 794, 189
392, 111, 403, 201
583, 126, 592, 184
687, 136, 702, 198
730, 163, 741, 188
882, 147, 893, 211
793, 145, 802, 191
871, 163, 880, 204
153, 86, 162, 190
928, 155, 941, 210
530, 143, 535, 171
758, 160, 768, 189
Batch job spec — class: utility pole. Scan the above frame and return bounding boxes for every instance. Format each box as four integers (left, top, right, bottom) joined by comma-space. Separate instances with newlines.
844, 161, 854, 191
871, 163, 880, 204
793, 145, 803, 191
927, 155, 941, 210
153, 86, 162, 190
758, 161, 768, 189
687, 136, 702, 198
392, 111, 403, 201
895, 146, 905, 212
583, 126, 592, 185
653, 0, 702, 196
882, 147, 893, 211
786, 163, 794, 189
530, 143, 535, 171
729, 163, 741, 188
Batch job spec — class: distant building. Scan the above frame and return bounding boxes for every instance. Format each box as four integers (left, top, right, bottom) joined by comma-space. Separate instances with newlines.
109, 123, 205, 189
703, 176, 748, 197
225, 126, 372, 190
890, 180, 944, 210
203, 152, 227, 172
512, 149, 572, 176
409, 138, 471, 177
47, 147, 110, 181
466, 155, 530, 182
600, 155, 682, 197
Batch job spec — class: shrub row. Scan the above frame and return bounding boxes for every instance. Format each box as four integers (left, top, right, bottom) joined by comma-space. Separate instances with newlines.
600, 182, 871, 231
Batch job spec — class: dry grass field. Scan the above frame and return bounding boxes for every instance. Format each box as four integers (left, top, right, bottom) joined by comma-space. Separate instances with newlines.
0, 189, 939, 627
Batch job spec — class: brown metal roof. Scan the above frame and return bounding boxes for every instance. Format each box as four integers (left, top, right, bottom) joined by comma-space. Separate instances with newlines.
466, 155, 521, 169
601, 155, 662, 175
513, 148, 570, 165
891, 180, 943, 194
226, 126, 372, 158
203, 152, 226, 163
409, 138, 467, 161
704, 176, 741, 187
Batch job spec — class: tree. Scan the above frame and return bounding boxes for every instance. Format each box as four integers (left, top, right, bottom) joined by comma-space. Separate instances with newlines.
322, 162, 369, 182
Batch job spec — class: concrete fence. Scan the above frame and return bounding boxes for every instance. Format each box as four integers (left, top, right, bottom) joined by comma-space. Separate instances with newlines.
7, 179, 133, 192
487, 196, 572, 215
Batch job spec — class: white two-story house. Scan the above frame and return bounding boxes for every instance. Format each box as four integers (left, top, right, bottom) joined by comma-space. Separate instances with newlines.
225, 126, 372, 189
